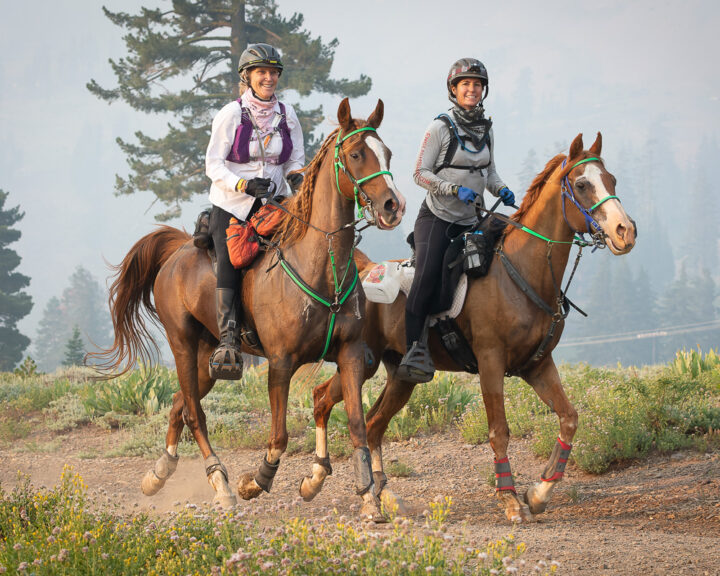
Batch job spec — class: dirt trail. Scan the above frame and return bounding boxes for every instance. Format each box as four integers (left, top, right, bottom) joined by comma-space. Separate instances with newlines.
1, 425, 718, 575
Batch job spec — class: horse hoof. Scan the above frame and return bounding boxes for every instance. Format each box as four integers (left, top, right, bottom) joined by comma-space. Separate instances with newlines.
299, 477, 318, 502
360, 499, 388, 524
213, 492, 238, 509
524, 486, 548, 515
506, 503, 535, 524
141, 470, 164, 496
237, 472, 263, 500
379, 488, 408, 517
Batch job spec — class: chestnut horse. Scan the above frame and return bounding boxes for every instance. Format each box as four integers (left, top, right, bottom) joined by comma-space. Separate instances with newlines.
95, 99, 405, 520
307, 133, 637, 522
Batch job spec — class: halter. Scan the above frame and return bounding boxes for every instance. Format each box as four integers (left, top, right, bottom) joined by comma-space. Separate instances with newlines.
333, 127, 394, 225
560, 157, 619, 249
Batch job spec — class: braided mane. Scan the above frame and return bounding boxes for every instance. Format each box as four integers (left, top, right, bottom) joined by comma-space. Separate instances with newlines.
273, 120, 368, 247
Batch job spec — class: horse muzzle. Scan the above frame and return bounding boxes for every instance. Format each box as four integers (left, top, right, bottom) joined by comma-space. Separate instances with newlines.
374, 189, 405, 230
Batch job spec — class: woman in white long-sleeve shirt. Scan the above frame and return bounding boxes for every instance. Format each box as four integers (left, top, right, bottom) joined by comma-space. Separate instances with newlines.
205, 43, 305, 380
397, 58, 515, 383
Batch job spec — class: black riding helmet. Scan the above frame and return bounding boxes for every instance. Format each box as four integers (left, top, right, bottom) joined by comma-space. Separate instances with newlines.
447, 58, 489, 105
238, 43, 284, 76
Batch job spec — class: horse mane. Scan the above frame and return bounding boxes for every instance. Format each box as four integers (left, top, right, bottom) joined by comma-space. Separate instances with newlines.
273, 119, 369, 247
506, 154, 565, 235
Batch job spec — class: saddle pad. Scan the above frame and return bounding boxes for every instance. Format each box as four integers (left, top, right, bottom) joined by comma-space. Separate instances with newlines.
362, 260, 468, 321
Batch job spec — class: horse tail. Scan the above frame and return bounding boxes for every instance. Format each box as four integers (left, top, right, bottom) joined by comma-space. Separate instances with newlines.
89, 226, 190, 377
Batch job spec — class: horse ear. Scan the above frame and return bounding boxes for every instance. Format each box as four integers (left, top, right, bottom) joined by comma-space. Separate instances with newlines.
568, 133, 584, 160
589, 132, 602, 156
367, 99, 384, 129
337, 98, 353, 132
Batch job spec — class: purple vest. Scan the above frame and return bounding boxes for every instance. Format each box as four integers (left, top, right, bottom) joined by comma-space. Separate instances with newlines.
226, 100, 293, 165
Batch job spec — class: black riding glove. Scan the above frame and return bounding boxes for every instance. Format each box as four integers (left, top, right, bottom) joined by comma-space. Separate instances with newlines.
286, 172, 304, 193
245, 177, 272, 199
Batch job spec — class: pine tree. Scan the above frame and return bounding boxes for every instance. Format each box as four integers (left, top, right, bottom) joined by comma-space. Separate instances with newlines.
87, 0, 372, 220
0, 190, 32, 371
34, 297, 67, 372
63, 325, 86, 367
35, 267, 112, 372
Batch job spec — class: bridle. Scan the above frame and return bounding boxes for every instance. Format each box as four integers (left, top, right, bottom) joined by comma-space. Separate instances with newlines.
560, 157, 619, 249
262, 125, 397, 361
333, 126, 395, 227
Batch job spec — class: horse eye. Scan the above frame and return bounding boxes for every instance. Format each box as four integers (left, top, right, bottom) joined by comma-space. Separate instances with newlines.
576, 180, 585, 190
350, 152, 360, 160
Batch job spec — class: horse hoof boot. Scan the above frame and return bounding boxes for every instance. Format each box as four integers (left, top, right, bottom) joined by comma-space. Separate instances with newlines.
141, 450, 179, 496
237, 472, 263, 500
141, 470, 164, 496
299, 477, 319, 502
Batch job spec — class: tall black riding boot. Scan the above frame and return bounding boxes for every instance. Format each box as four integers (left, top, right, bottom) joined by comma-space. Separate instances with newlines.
209, 288, 243, 380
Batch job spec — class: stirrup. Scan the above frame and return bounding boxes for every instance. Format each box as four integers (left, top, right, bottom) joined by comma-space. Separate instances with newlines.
209, 342, 243, 380
396, 341, 435, 383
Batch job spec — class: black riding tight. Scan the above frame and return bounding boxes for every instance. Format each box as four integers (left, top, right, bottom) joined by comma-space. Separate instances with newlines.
405, 201, 471, 349
209, 202, 260, 290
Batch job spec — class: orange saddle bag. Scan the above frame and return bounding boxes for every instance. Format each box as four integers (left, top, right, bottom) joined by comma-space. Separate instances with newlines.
249, 203, 284, 237
226, 217, 259, 269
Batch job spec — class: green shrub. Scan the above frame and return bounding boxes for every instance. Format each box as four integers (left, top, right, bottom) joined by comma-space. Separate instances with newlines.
82, 367, 177, 416
670, 347, 720, 378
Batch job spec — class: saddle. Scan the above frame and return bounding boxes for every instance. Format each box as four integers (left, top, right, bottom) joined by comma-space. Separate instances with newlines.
362, 217, 506, 373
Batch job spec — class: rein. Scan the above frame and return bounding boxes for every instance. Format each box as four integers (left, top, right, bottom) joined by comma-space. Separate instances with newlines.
262, 126, 392, 360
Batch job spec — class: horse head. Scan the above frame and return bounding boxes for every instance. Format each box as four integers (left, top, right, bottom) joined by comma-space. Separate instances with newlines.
334, 98, 406, 229
562, 133, 636, 254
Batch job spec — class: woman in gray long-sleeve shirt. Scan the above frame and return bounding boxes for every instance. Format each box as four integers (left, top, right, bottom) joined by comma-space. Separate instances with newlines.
397, 58, 516, 384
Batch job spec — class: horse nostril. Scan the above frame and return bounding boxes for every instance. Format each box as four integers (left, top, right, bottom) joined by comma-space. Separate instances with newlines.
384, 198, 398, 214
616, 223, 626, 241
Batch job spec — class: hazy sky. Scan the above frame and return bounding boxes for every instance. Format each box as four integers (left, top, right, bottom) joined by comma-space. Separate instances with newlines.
1, 0, 719, 341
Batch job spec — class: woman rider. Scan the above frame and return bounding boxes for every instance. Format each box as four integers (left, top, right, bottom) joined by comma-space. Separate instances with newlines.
397, 58, 515, 383
205, 43, 305, 380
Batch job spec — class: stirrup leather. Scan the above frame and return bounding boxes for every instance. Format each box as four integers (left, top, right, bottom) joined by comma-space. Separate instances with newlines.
397, 341, 435, 383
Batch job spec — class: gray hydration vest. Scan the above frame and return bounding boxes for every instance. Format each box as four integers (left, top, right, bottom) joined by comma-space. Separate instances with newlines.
433, 113, 493, 176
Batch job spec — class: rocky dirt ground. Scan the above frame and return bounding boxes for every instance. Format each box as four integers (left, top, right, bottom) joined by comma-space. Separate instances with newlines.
1, 424, 718, 575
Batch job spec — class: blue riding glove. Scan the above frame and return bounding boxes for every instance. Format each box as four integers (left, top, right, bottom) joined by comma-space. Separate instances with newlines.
499, 187, 515, 206
455, 186, 478, 205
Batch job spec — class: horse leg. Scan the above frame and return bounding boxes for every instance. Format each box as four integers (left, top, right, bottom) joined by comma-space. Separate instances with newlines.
336, 342, 384, 522
299, 373, 340, 502
238, 362, 292, 500
168, 331, 235, 507
364, 354, 412, 515
195, 337, 236, 507
142, 338, 234, 506
301, 345, 379, 504
522, 359, 578, 515
141, 389, 183, 496
479, 355, 534, 523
